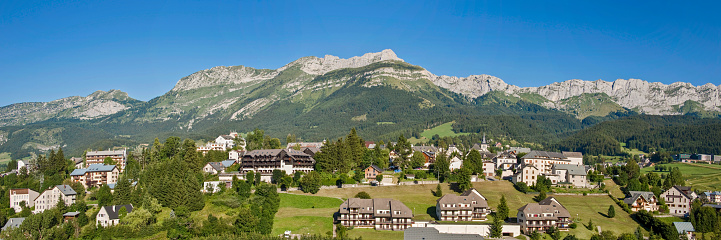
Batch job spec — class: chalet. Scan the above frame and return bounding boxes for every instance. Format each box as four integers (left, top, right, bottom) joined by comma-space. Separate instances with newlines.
494, 151, 517, 171
9, 188, 39, 213
623, 191, 658, 212
239, 149, 315, 176
96, 204, 133, 227
63, 212, 81, 222
365, 165, 383, 180
34, 185, 77, 214
70, 164, 119, 188
86, 149, 127, 172
337, 198, 414, 231
203, 162, 226, 174
365, 141, 376, 149
517, 197, 571, 233
436, 188, 490, 221
661, 185, 698, 216
302, 147, 320, 158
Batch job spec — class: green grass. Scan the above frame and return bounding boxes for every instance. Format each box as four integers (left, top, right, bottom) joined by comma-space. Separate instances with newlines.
286, 180, 644, 239
409, 121, 470, 144
376, 122, 395, 125
279, 193, 343, 209
654, 216, 685, 225
0, 152, 11, 164
272, 216, 333, 236
641, 162, 721, 190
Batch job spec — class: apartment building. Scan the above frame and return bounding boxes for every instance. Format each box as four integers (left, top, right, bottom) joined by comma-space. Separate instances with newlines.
436, 188, 490, 221
338, 198, 414, 231
517, 197, 571, 233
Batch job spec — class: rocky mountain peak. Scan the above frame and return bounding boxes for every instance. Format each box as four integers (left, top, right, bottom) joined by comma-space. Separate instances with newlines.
290, 49, 404, 75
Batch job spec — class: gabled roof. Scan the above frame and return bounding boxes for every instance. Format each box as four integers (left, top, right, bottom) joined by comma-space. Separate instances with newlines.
518, 197, 570, 219
412, 145, 438, 153
70, 169, 88, 176
673, 222, 695, 234
100, 204, 133, 220
562, 151, 583, 158
218, 135, 235, 140
87, 164, 117, 172
623, 191, 656, 205
55, 185, 77, 196
367, 165, 383, 173
63, 211, 81, 217
437, 188, 489, 210
207, 162, 225, 171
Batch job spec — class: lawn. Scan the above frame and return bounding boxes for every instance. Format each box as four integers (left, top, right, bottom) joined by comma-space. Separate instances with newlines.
287, 180, 644, 239
272, 193, 344, 236
408, 121, 469, 144
279, 193, 343, 209
641, 162, 721, 191
0, 152, 12, 164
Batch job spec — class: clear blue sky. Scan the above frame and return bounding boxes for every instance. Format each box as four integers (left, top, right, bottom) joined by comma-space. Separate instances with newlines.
1, 1, 720, 106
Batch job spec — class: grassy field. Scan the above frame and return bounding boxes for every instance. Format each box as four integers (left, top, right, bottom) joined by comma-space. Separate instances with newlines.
0, 152, 12, 164
272, 193, 344, 236
286, 180, 644, 239
641, 162, 721, 190
408, 121, 469, 143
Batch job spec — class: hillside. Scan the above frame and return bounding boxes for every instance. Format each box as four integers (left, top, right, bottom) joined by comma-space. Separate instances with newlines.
0, 49, 720, 158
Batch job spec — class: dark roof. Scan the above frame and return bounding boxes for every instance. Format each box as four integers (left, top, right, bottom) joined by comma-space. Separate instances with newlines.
207, 162, 225, 171
624, 191, 656, 205
553, 164, 587, 176
367, 165, 383, 173
518, 197, 571, 219
100, 204, 134, 220
437, 188, 489, 210
339, 198, 413, 218
1, 218, 25, 231
56, 185, 77, 196
404, 227, 484, 240
71, 164, 117, 176
63, 211, 81, 217
562, 152, 583, 158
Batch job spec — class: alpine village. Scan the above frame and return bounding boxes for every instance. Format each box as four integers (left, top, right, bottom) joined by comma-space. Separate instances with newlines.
2, 50, 721, 240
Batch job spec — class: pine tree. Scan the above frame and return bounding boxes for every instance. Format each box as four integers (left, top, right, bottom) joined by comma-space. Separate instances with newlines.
97, 185, 113, 206
434, 153, 450, 182
434, 184, 443, 197
113, 176, 132, 205
489, 214, 503, 237
497, 195, 509, 222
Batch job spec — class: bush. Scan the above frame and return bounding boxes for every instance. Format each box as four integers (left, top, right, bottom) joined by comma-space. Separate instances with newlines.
354, 192, 371, 199
514, 182, 529, 193
569, 223, 577, 229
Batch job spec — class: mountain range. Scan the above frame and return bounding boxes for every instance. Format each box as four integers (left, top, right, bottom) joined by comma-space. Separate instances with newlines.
0, 49, 719, 158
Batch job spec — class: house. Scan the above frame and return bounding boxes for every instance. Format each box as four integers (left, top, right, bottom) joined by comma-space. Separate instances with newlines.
517, 197, 571, 233
33, 185, 77, 214
405, 174, 415, 180
673, 222, 695, 240
561, 152, 583, 165
494, 151, 517, 171
215, 134, 238, 150
365, 165, 383, 180
63, 212, 81, 222
551, 164, 587, 188
239, 149, 315, 176
228, 150, 245, 161
701, 191, 721, 204
302, 147, 320, 157
203, 162, 226, 174
85, 149, 127, 172
96, 204, 133, 227
436, 188, 490, 221
337, 198, 414, 231
482, 161, 495, 177
17, 160, 30, 174
512, 165, 541, 186
623, 191, 659, 212
449, 156, 463, 172
521, 151, 582, 174
365, 141, 376, 149
508, 147, 531, 154
403, 227, 484, 240
71, 157, 84, 169
9, 188, 39, 213
1, 218, 25, 231
70, 164, 120, 188
445, 145, 461, 157
661, 186, 698, 216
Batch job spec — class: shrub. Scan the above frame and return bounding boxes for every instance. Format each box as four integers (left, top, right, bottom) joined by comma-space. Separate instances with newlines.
569, 223, 577, 229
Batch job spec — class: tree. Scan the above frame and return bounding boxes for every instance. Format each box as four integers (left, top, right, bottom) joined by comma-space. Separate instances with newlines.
254, 172, 261, 186
456, 167, 472, 192
434, 184, 443, 197
533, 192, 547, 202
586, 219, 594, 230
410, 151, 426, 169
489, 214, 503, 238
563, 235, 579, 240
235, 207, 258, 233
300, 171, 321, 194
246, 171, 255, 186
235, 180, 252, 200
97, 185, 113, 206
434, 153, 450, 182
497, 195, 509, 222
465, 150, 483, 174
103, 157, 115, 165
113, 177, 132, 205
546, 226, 561, 240
56, 195, 67, 214
354, 192, 371, 199
271, 169, 285, 184
376, 174, 383, 182
607, 205, 615, 218
118, 206, 128, 220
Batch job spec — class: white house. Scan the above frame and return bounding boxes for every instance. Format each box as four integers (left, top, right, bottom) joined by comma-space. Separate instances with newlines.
512, 165, 541, 186
9, 188, 39, 213
96, 204, 133, 227
449, 156, 463, 172
33, 185, 77, 214
17, 160, 29, 174
662, 186, 697, 217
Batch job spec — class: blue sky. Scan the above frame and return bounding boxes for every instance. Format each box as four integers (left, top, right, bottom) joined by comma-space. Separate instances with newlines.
1, 1, 719, 106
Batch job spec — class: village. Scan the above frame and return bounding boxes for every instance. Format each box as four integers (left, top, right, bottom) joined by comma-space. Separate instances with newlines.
1, 129, 719, 240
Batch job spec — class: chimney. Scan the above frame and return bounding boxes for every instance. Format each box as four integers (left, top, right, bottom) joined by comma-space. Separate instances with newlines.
113, 205, 116, 212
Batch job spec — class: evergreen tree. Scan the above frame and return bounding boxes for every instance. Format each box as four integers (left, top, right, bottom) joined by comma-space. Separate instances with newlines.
497, 195, 509, 222
235, 207, 258, 233
434, 152, 450, 182
254, 173, 261, 186
586, 219, 594, 230
161, 136, 181, 159
271, 169, 285, 184
456, 167, 472, 192
113, 176, 132, 205
181, 139, 202, 170
465, 150, 483, 174
607, 205, 615, 218
489, 214, 503, 237
246, 171, 255, 186
434, 184, 443, 197
395, 135, 412, 169
97, 185, 113, 206
56, 195, 67, 213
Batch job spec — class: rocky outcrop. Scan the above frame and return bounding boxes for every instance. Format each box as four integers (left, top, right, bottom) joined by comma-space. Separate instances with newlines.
0, 90, 140, 126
